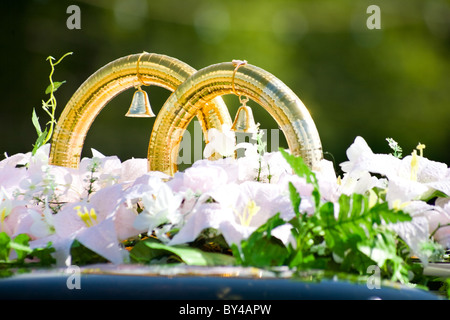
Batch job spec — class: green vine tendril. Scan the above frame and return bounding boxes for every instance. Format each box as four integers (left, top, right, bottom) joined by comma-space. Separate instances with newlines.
32, 52, 73, 155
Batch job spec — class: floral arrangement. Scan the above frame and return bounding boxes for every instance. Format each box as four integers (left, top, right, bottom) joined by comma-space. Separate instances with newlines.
1, 54, 449, 296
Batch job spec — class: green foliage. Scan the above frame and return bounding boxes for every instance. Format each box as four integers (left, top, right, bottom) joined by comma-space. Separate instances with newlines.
320, 193, 412, 282
232, 150, 421, 284
130, 237, 236, 266
44, 80, 66, 95
253, 128, 271, 182
280, 149, 320, 208
0, 232, 55, 268
386, 137, 403, 158
32, 52, 72, 155
69, 240, 108, 266
85, 157, 100, 197
231, 213, 289, 267
445, 278, 450, 299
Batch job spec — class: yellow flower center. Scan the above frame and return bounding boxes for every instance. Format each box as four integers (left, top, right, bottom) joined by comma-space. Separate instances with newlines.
0, 208, 6, 232
392, 199, 410, 211
416, 143, 425, 157
75, 205, 98, 228
368, 189, 378, 208
410, 143, 425, 182
238, 200, 260, 227
410, 150, 419, 182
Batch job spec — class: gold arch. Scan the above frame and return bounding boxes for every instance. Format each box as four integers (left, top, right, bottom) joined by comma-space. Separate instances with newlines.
149, 62, 323, 175
48, 52, 231, 168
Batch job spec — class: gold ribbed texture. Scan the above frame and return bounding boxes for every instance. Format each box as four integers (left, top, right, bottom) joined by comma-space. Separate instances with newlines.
49, 53, 322, 176
49, 52, 231, 168
148, 62, 323, 175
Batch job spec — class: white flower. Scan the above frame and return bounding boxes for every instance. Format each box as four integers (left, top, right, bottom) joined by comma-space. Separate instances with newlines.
31, 184, 135, 266
29, 201, 55, 238
0, 151, 29, 169
119, 158, 148, 184
427, 201, 450, 249
0, 186, 13, 214
234, 145, 292, 183
339, 170, 383, 197
167, 162, 229, 194
340, 136, 450, 207
340, 136, 402, 178
122, 172, 168, 206
0, 165, 28, 197
0, 187, 17, 234
203, 124, 236, 158
79, 150, 122, 188
387, 199, 450, 265
312, 159, 340, 202
262, 151, 293, 183
169, 180, 293, 247
24, 144, 51, 170
168, 202, 236, 246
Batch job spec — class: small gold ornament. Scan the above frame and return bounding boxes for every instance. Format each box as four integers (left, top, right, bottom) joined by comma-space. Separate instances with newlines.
231, 96, 258, 133
125, 52, 156, 118
230, 59, 258, 133
125, 86, 155, 117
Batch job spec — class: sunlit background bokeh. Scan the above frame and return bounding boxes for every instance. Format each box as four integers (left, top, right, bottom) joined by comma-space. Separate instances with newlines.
1, 0, 449, 174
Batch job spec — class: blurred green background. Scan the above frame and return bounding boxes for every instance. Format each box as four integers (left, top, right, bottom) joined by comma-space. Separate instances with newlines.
1, 0, 449, 174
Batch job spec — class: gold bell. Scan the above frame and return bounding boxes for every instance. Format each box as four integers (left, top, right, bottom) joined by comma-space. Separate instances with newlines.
231, 104, 258, 133
125, 87, 155, 118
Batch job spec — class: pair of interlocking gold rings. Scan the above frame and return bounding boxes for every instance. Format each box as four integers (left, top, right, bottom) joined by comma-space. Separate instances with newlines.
49, 52, 323, 176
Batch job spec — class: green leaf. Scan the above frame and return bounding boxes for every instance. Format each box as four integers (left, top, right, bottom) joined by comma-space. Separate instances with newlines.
280, 149, 317, 184
70, 240, 108, 265
370, 201, 411, 225
233, 213, 290, 267
10, 234, 32, 261
136, 239, 236, 266
288, 182, 301, 216
30, 242, 56, 266
240, 235, 289, 267
0, 233, 55, 267
45, 81, 66, 95
255, 212, 287, 236
31, 108, 42, 135
317, 193, 413, 280
358, 232, 397, 267
280, 149, 320, 207
446, 278, 450, 299
358, 231, 410, 283
129, 237, 169, 263
230, 243, 243, 265
321, 193, 410, 247
32, 127, 48, 155
288, 249, 307, 268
